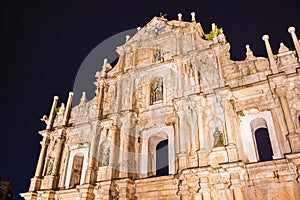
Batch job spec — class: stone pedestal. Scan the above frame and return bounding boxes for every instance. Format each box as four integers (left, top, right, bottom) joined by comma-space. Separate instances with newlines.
287, 133, 300, 153
77, 184, 95, 200
20, 192, 38, 200
84, 168, 96, 184
96, 166, 115, 181
29, 177, 41, 192
193, 85, 201, 93
177, 153, 187, 170
39, 190, 56, 200
118, 162, 129, 178
40, 175, 58, 190
115, 178, 135, 200
198, 149, 209, 167
208, 147, 228, 168
226, 144, 239, 162
188, 152, 198, 168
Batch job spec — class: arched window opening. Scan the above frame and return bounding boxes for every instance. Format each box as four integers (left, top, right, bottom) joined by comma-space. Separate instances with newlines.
156, 139, 169, 176
69, 153, 84, 188
250, 118, 274, 162
150, 78, 163, 104
254, 128, 273, 161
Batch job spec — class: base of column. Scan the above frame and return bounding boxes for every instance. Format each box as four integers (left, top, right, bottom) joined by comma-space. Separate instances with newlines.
84, 168, 96, 184
96, 166, 115, 181
177, 153, 187, 170
77, 184, 95, 200
197, 150, 209, 167
287, 133, 300, 153
226, 144, 239, 162
29, 177, 41, 192
208, 147, 228, 168
40, 175, 58, 190
20, 192, 38, 200
188, 151, 198, 168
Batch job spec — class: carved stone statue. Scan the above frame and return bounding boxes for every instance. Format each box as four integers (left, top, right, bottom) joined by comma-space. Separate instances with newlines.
152, 83, 163, 102
46, 158, 54, 175
213, 127, 224, 148
101, 140, 111, 166
154, 51, 162, 62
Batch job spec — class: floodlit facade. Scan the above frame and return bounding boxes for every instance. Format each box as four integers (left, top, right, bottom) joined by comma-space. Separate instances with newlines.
21, 13, 300, 199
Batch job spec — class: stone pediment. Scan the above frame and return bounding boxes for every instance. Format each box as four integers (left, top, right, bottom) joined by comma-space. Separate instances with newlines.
116, 16, 208, 55
110, 16, 210, 73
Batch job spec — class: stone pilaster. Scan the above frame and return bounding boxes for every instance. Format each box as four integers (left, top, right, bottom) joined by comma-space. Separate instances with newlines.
176, 108, 187, 170
84, 126, 100, 184
275, 87, 300, 152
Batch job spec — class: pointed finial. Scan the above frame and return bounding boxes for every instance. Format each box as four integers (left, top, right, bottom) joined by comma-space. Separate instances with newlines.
80, 92, 87, 104
212, 23, 216, 31
246, 44, 255, 59
125, 35, 130, 42
288, 26, 300, 61
191, 12, 196, 22
278, 42, 289, 53
59, 103, 65, 113
177, 13, 182, 21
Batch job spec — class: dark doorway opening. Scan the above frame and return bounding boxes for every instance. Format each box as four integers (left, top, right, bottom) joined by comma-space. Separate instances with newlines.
255, 128, 273, 161
156, 139, 169, 176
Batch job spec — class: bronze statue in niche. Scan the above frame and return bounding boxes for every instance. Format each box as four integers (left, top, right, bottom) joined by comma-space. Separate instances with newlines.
213, 127, 224, 147
151, 78, 163, 104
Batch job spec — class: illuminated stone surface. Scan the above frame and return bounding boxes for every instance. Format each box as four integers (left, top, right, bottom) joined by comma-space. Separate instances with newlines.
21, 14, 300, 200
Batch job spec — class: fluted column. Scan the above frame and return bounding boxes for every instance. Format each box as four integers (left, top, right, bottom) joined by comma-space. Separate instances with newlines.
288, 27, 300, 61
275, 87, 300, 152
34, 135, 50, 177
262, 34, 278, 73
51, 131, 66, 176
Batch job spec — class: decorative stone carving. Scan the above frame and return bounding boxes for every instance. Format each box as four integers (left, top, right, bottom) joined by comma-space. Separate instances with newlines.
213, 127, 224, 148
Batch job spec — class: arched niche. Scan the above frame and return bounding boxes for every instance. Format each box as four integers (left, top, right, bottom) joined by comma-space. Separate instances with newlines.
64, 147, 88, 188
250, 118, 273, 161
239, 111, 281, 162
140, 126, 175, 178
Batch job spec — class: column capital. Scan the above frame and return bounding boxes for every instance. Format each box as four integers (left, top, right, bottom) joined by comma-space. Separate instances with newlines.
288, 26, 296, 33
275, 86, 286, 98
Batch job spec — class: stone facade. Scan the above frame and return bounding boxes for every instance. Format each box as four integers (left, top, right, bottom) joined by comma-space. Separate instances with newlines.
21, 13, 300, 199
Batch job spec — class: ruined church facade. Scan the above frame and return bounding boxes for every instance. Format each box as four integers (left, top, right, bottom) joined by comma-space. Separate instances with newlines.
21, 13, 300, 199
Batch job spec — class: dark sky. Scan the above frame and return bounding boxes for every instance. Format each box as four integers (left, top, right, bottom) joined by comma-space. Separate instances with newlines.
0, 0, 299, 199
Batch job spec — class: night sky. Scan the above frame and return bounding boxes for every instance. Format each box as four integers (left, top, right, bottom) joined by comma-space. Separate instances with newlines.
1, 1, 299, 199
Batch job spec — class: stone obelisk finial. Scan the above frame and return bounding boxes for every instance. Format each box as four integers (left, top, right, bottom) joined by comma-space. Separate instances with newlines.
262, 34, 278, 73
46, 96, 59, 130
288, 27, 300, 61
191, 12, 196, 22
246, 44, 255, 60
177, 13, 182, 21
